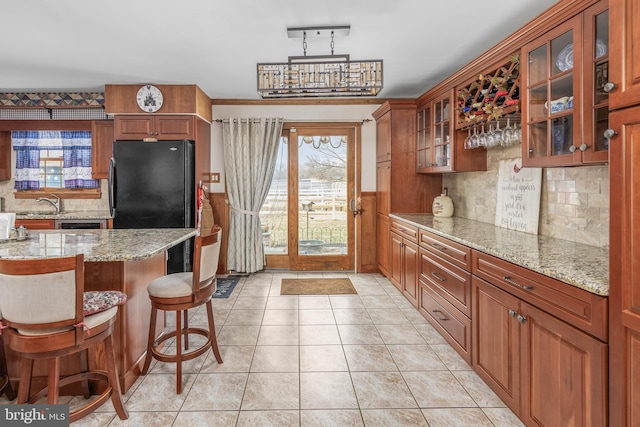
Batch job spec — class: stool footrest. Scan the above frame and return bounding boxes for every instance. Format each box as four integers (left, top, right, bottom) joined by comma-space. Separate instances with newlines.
151, 328, 212, 363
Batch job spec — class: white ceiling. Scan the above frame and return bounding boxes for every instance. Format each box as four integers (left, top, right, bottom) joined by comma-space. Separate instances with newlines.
1, 0, 559, 100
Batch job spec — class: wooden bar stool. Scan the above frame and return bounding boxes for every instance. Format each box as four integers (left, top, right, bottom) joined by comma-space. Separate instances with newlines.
0, 255, 128, 423
142, 226, 223, 393
0, 335, 16, 401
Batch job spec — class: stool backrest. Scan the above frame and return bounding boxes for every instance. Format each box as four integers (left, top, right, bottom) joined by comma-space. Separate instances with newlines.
192, 226, 222, 293
0, 255, 84, 332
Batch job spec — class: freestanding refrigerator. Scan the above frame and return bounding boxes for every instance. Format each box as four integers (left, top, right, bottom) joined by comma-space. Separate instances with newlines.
109, 140, 195, 273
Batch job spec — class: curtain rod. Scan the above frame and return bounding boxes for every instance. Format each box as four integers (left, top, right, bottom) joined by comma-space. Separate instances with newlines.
213, 118, 372, 124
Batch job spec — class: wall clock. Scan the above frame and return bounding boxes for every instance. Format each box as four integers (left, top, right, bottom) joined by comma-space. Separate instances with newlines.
136, 84, 163, 113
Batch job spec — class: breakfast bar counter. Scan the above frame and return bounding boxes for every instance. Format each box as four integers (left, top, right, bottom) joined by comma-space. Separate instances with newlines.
1, 228, 197, 393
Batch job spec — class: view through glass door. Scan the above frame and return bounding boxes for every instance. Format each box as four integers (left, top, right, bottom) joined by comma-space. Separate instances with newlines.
260, 124, 357, 270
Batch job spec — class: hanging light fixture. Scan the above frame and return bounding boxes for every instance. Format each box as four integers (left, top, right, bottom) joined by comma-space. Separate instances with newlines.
257, 25, 383, 98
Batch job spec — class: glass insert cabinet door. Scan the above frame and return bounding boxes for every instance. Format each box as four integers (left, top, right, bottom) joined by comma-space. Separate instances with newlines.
522, 1, 610, 167
523, 18, 579, 167
582, 2, 610, 164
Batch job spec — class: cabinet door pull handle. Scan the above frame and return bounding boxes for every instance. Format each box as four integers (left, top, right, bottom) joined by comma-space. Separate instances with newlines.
504, 276, 534, 291
430, 243, 447, 251
517, 314, 527, 324
508, 309, 517, 318
432, 309, 448, 321
431, 271, 446, 282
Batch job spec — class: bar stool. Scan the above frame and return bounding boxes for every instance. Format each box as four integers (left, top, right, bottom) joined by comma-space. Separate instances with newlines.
142, 226, 223, 393
0, 335, 16, 401
0, 254, 128, 423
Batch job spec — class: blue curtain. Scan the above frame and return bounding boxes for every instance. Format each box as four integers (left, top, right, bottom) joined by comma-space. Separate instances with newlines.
12, 130, 99, 190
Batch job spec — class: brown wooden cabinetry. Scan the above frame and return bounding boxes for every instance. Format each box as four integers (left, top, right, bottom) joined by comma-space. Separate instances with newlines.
389, 219, 419, 306
91, 120, 114, 179
376, 213, 390, 277
609, 0, 640, 110
472, 251, 608, 427
114, 115, 195, 140
14, 219, 55, 229
375, 110, 391, 163
373, 101, 442, 276
418, 229, 472, 363
0, 131, 10, 181
609, 104, 640, 427
417, 89, 486, 174
521, 0, 609, 167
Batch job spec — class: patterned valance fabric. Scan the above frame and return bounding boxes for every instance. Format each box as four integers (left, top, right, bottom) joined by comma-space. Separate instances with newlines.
12, 130, 99, 190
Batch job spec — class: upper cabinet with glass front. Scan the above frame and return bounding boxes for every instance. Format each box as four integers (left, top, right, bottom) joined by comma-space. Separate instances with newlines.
417, 92, 452, 173
417, 89, 486, 173
521, 0, 609, 167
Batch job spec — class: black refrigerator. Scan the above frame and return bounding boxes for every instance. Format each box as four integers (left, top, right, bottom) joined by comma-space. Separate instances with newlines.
109, 140, 195, 273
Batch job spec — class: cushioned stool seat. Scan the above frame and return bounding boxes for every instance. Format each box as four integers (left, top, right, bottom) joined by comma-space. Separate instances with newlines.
142, 226, 224, 394
0, 255, 128, 423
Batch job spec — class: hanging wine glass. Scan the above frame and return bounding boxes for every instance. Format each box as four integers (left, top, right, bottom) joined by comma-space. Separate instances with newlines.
502, 118, 513, 146
486, 123, 496, 148
470, 125, 479, 148
464, 127, 472, 149
478, 124, 487, 147
510, 121, 521, 145
493, 120, 503, 147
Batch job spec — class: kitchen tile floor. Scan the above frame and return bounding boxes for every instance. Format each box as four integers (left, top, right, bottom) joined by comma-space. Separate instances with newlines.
1, 272, 525, 426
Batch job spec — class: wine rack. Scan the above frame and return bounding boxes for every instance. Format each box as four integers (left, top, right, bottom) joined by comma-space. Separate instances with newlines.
456, 54, 520, 128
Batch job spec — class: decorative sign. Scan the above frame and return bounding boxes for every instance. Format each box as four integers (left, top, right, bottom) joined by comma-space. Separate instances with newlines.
495, 159, 542, 234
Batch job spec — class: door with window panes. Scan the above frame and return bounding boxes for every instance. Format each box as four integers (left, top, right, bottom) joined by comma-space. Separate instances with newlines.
260, 123, 358, 271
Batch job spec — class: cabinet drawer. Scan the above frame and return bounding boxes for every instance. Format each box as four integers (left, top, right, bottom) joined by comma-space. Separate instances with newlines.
15, 219, 55, 229
390, 219, 418, 242
419, 229, 471, 270
472, 250, 608, 341
419, 281, 471, 364
419, 248, 471, 317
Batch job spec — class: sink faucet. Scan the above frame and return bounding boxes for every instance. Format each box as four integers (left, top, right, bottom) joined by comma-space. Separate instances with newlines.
35, 193, 62, 214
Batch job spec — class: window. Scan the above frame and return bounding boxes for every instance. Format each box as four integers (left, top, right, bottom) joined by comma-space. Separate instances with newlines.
12, 130, 98, 192
39, 149, 64, 189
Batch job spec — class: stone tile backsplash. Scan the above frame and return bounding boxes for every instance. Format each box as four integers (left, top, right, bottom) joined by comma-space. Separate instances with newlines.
443, 144, 609, 248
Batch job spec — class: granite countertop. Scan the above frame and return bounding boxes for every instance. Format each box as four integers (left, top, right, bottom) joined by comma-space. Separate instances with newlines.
391, 213, 609, 296
0, 228, 197, 262
13, 210, 111, 220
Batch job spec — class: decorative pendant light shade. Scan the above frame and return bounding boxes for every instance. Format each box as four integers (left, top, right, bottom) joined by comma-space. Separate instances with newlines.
257, 26, 383, 98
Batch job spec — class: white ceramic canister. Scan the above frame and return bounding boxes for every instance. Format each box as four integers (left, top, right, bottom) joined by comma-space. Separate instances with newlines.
432, 193, 454, 218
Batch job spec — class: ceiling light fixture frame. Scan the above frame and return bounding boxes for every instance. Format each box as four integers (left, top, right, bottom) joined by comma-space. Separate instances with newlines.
257, 25, 383, 99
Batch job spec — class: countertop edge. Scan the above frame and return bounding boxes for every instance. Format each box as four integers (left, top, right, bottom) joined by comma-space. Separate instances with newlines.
390, 214, 609, 297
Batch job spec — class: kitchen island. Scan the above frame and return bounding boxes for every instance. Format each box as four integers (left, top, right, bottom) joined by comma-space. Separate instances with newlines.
1, 228, 197, 393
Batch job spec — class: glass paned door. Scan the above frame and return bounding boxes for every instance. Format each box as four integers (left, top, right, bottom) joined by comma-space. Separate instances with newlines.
293, 128, 354, 270
261, 125, 356, 271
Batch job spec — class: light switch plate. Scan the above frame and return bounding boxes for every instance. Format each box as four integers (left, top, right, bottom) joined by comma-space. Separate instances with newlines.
209, 172, 220, 183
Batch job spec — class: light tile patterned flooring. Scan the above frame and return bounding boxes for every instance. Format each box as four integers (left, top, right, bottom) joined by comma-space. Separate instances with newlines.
3, 272, 526, 426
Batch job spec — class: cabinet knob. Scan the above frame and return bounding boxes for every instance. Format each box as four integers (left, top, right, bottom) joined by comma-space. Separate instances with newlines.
569, 145, 577, 153
602, 82, 618, 93
604, 128, 617, 139
517, 314, 527, 324
508, 309, 517, 318
578, 143, 588, 152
